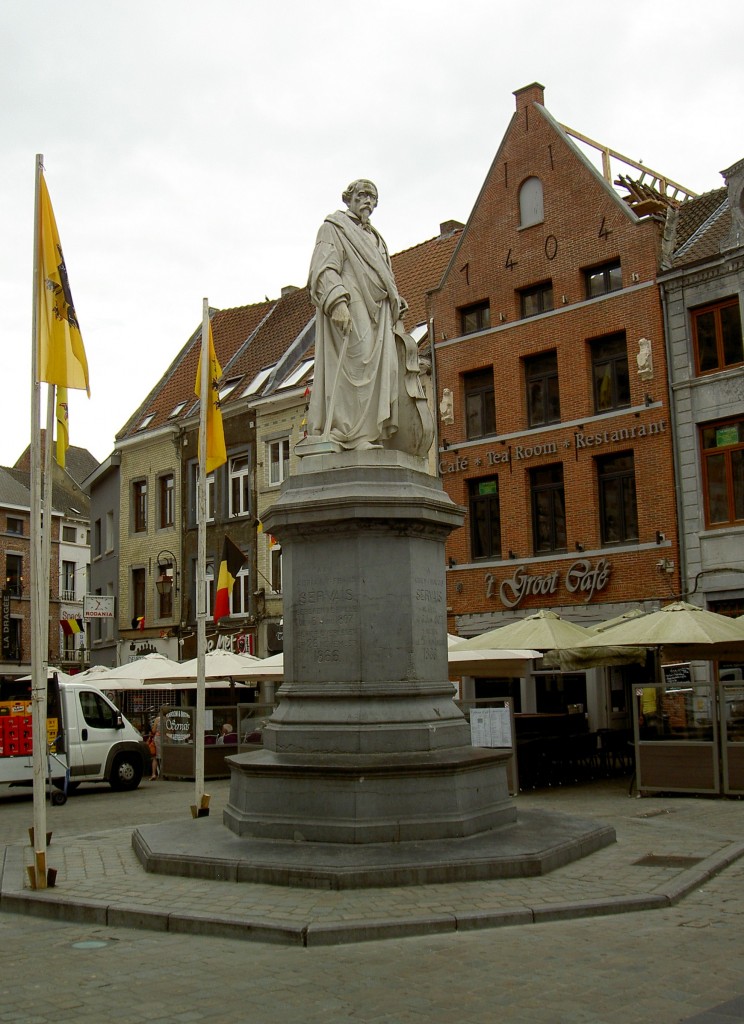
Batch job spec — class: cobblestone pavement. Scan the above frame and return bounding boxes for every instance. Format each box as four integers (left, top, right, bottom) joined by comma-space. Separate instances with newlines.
1, 776, 743, 1023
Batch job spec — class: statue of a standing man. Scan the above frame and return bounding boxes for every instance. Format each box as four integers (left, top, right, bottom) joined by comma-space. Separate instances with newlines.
302, 179, 432, 456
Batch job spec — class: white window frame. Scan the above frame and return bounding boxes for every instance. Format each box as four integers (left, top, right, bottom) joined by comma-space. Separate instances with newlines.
229, 453, 251, 518
268, 438, 290, 487
270, 544, 282, 594
205, 559, 215, 620
230, 567, 251, 616
193, 464, 215, 523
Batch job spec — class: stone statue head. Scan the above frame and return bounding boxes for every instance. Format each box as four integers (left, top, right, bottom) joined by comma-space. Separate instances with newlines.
342, 179, 378, 205
342, 180, 378, 224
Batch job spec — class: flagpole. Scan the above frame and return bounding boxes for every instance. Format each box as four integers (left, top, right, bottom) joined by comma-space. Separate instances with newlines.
193, 298, 210, 816
30, 154, 49, 889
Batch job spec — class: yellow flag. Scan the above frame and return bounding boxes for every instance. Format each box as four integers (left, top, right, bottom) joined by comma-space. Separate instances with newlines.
55, 385, 69, 468
194, 322, 226, 473
37, 171, 90, 395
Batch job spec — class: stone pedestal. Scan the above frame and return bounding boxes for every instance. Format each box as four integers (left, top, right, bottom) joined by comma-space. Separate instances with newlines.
224, 451, 516, 844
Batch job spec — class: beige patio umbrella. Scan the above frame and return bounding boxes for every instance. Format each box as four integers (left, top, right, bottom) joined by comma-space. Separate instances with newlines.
447, 643, 542, 677
175, 648, 265, 681
236, 652, 284, 680
74, 664, 117, 683
18, 668, 72, 682
574, 601, 744, 662
455, 609, 592, 654
142, 677, 252, 691
548, 608, 648, 670
104, 653, 185, 689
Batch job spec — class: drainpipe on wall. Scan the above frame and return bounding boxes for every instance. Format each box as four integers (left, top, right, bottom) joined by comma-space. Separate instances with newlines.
659, 280, 688, 600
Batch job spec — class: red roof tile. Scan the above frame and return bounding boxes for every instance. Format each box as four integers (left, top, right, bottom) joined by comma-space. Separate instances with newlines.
116, 300, 274, 439
392, 226, 463, 329
669, 187, 729, 268
222, 287, 314, 407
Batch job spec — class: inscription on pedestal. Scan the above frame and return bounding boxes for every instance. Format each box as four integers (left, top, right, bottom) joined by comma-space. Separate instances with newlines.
413, 570, 446, 670
295, 576, 360, 672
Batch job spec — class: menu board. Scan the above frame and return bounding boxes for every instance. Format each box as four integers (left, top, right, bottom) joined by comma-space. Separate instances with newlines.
662, 663, 692, 688
470, 707, 512, 748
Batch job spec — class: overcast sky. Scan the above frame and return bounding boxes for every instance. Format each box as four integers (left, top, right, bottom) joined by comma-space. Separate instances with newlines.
2, 0, 742, 471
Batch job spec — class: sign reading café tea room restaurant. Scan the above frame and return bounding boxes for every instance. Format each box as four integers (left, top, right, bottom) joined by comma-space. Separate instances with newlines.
437, 422, 664, 610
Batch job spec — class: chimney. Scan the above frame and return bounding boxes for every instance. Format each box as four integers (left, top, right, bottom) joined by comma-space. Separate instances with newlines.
721, 158, 744, 251
439, 220, 464, 238
280, 285, 299, 298
513, 82, 545, 111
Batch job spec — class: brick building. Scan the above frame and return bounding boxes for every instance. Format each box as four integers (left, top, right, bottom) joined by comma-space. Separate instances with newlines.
1, 439, 96, 687
430, 83, 698, 728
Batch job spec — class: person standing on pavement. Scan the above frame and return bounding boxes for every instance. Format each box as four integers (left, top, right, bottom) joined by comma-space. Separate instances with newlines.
148, 714, 161, 780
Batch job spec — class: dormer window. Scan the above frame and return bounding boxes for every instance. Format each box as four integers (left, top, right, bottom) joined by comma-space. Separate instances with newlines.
242, 366, 273, 397
218, 377, 241, 401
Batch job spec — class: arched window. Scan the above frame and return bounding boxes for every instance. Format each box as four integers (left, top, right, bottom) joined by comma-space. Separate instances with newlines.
519, 176, 544, 227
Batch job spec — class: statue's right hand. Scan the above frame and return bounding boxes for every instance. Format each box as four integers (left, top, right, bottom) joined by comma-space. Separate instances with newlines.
330, 300, 352, 337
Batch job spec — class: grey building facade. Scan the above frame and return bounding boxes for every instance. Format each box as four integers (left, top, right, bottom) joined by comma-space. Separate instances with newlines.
660, 158, 744, 613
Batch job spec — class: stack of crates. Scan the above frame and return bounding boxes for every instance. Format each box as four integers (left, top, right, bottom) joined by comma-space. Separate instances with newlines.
0, 701, 33, 757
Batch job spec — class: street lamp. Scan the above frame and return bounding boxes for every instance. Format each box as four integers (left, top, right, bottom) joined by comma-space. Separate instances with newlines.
155, 550, 179, 596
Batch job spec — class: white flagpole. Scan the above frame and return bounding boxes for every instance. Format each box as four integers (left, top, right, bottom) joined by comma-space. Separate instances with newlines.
193, 298, 209, 816
30, 154, 49, 888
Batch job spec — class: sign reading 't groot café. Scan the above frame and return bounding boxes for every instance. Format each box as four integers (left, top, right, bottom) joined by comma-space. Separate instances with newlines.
486, 558, 612, 609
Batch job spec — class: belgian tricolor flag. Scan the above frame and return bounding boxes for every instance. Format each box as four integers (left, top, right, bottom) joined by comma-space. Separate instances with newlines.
214, 536, 247, 623
60, 617, 83, 636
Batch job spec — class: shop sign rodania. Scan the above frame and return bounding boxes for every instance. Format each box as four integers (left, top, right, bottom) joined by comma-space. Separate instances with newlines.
439, 418, 668, 475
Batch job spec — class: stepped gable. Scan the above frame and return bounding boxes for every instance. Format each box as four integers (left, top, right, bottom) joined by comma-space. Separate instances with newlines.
116, 299, 274, 439
392, 223, 464, 330
221, 286, 314, 406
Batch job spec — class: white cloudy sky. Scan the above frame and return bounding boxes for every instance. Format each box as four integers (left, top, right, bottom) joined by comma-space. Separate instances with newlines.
1, 0, 742, 469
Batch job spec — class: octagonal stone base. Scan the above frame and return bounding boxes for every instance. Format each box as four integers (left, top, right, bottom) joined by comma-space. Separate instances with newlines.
133, 807, 616, 889
223, 748, 516, 844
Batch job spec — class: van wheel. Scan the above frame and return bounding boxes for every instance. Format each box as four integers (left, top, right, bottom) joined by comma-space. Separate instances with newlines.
109, 753, 143, 791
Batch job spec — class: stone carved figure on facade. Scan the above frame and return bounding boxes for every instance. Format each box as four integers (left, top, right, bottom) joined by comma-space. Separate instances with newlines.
439, 387, 455, 426
300, 179, 433, 456
636, 337, 653, 381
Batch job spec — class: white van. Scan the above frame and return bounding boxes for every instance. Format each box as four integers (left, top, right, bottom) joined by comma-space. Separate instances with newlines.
0, 676, 150, 799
